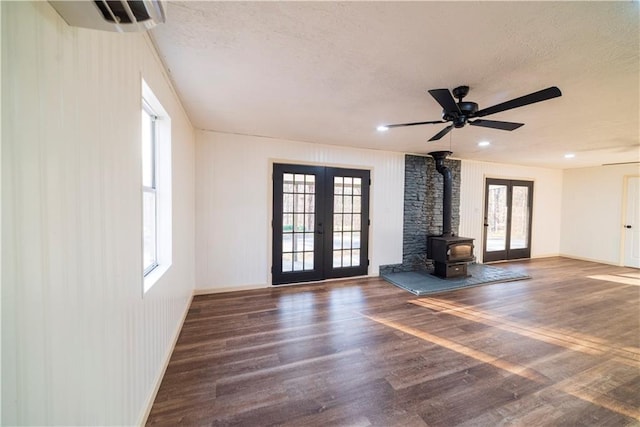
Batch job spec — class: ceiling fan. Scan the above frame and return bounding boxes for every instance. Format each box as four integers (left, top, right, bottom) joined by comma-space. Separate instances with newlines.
377, 85, 562, 141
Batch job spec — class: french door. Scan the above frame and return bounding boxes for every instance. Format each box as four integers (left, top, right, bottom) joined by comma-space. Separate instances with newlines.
483, 179, 533, 262
272, 164, 370, 285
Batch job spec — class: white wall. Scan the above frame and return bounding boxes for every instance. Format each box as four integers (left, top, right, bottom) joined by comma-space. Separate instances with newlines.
459, 159, 563, 262
560, 163, 640, 265
195, 131, 404, 291
2, 2, 195, 425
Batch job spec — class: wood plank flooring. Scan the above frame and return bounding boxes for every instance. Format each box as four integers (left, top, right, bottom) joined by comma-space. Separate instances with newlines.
146, 257, 640, 426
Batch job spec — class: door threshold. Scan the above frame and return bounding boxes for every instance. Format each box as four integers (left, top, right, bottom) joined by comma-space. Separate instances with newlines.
271, 274, 372, 288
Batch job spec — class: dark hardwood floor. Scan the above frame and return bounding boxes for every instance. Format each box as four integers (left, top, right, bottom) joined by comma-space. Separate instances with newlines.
147, 257, 640, 426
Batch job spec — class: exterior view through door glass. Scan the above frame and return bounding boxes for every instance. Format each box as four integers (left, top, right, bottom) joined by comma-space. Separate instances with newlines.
484, 178, 533, 262
273, 164, 370, 285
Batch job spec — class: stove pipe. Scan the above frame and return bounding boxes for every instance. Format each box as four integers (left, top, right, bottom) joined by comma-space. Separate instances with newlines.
429, 151, 453, 237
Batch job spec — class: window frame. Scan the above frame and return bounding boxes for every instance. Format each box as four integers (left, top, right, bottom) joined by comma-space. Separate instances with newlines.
141, 79, 172, 295
142, 100, 159, 276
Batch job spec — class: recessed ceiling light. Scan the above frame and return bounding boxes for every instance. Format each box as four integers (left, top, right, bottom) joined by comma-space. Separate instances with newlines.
376, 125, 389, 132
478, 141, 490, 147
564, 153, 576, 159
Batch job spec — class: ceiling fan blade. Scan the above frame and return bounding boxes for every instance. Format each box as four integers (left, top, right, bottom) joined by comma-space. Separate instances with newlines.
469, 119, 524, 131
428, 89, 461, 113
428, 124, 454, 141
381, 120, 445, 129
475, 86, 562, 117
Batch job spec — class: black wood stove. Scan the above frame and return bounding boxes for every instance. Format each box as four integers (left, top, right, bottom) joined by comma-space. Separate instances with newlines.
427, 151, 475, 278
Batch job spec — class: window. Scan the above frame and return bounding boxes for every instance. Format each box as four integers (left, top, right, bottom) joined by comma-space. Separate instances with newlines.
142, 102, 158, 275
141, 80, 172, 293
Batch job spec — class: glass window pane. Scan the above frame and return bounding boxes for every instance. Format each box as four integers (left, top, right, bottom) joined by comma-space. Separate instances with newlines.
343, 232, 352, 249
282, 253, 293, 272
305, 175, 315, 193
283, 194, 294, 213
295, 194, 305, 212
294, 233, 304, 252
344, 196, 353, 213
282, 233, 292, 252
353, 214, 361, 231
283, 214, 293, 232
510, 186, 530, 249
343, 214, 353, 231
293, 252, 304, 271
334, 214, 343, 232
141, 110, 154, 188
143, 191, 157, 271
351, 249, 360, 266
334, 195, 343, 213
305, 195, 315, 213
283, 173, 294, 193
353, 178, 362, 195
333, 250, 342, 268
352, 232, 361, 249
342, 250, 352, 267
304, 233, 314, 251
344, 177, 353, 195
334, 177, 343, 194
294, 174, 305, 192
304, 213, 315, 232
333, 232, 342, 251
353, 196, 361, 214
487, 184, 508, 252
304, 252, 314, 270
294, 214, 304, 232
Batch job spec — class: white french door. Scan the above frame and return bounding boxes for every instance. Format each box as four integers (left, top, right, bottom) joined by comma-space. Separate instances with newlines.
623, 176, 640, 268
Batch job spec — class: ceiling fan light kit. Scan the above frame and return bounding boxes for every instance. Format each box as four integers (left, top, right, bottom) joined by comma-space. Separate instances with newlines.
378, 85, 562, 142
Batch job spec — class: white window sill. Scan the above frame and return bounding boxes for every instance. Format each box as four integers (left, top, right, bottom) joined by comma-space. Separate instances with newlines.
143, 264, 171, 294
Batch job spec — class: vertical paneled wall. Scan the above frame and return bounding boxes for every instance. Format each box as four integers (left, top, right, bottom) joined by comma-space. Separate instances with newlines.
2, 2, 195, 425
560, 164, 639, 265
195, 130, 404, 291
459, 159, 563, 262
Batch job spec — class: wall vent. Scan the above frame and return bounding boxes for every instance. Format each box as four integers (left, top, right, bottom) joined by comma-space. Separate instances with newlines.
49, 1, 166, 33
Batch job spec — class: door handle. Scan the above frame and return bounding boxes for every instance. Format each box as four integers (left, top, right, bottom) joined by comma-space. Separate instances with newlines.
624, 225, 632, 229
484, 223, 489, 227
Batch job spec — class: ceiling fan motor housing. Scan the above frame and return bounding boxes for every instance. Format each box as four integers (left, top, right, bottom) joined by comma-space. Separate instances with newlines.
443, 101, 478, 127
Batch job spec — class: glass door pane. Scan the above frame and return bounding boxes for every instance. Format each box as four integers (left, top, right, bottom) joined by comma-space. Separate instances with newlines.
281, 173, 316, 272
486, 184, 508, 252
324, 168, 369, 279
510, 185, 530, 250
332, 176, 362, 268
273, 164, 325, 285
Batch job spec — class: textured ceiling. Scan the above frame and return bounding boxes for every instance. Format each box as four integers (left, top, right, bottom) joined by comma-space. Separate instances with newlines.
151, 1, 639, 169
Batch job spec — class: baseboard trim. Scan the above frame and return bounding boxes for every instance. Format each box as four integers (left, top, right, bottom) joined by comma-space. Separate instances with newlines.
194, 283, 269, 295
138, 293, 193, 426
194, 275, 378, 296
558, 253, 621, 266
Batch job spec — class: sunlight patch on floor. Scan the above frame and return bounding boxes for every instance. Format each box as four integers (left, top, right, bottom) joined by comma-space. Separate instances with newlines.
360, 313, 547, 383
360, 310, 640, 422
409, 298, 640, 365
587, 274, 640, 287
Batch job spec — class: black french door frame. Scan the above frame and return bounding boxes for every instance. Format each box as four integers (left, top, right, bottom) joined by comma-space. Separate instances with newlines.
272, 164, 370, 285
483, 178, 534, 263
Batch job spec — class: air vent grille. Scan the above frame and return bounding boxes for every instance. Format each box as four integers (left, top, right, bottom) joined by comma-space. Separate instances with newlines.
94, 1, 151, 24
49, 0, 166, 33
